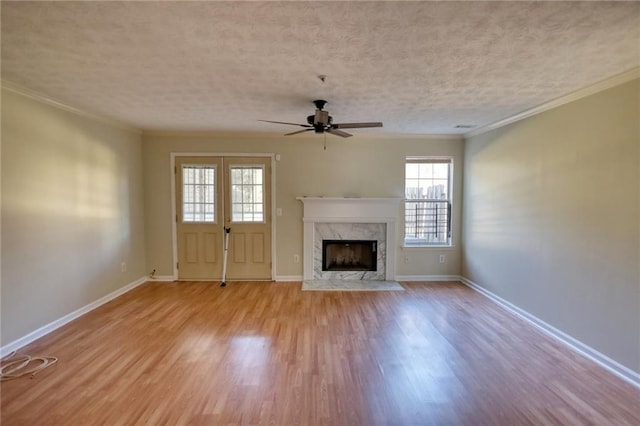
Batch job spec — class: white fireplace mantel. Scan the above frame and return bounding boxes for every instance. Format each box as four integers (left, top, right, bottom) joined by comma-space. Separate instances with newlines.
297, 197, 401, 280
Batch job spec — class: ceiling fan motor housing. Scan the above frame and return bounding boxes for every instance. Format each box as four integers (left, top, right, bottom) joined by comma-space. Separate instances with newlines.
313, 99, 327, 110
311, 99, 330, 132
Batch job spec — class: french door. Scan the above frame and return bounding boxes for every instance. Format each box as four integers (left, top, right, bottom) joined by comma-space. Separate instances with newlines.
175, 156, 272, 281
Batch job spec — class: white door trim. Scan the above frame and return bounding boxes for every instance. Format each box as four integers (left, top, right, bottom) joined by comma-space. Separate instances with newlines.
170, 152, 277, 281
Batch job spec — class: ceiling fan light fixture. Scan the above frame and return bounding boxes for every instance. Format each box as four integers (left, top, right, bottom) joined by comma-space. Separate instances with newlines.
314, 110, 329, 125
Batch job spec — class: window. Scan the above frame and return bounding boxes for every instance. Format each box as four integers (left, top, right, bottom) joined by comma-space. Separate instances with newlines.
230, 166, 265, 222
182, 165, 216, 222
404, 157, 452, 246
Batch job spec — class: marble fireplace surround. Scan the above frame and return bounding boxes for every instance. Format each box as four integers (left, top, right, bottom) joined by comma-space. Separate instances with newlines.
297, 197, 401, 281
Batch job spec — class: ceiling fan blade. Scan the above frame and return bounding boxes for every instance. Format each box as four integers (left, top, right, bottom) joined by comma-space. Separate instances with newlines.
327, 128, 352, 138
259, 120, 311, 128
285, 128, 314, 136
332, 122, 383, 129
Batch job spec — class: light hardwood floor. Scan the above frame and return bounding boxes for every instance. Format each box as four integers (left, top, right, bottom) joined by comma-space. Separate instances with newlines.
2, 281, 639, 425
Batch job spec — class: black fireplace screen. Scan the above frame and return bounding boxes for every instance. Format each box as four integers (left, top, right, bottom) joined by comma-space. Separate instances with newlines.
322, 240, 377, 272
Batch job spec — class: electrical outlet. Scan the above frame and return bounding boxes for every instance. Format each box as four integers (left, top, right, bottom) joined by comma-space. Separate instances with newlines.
293, 254, 300, 263
439, 254, 445, 263
276, 208, 282, 216
404, 255, 409, 264
121, 262, 127, 272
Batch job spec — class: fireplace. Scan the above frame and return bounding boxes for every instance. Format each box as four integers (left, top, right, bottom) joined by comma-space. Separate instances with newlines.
297, 197, 401, 281
322, 240, 377, 272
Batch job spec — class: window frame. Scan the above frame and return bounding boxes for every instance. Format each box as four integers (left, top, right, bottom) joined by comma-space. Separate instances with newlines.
181, 164, 218, 224
229, 164, 267, 224
403, 156, 453, 247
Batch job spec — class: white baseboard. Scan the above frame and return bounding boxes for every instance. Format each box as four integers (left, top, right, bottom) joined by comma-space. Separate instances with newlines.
460, 277, 640, 389
275, 275, 303, 282
149, 275, 176, 282
396, 275, 462, 282
276, 275, 461, 282
0, 276, 148, 357
277, 275, 458, 282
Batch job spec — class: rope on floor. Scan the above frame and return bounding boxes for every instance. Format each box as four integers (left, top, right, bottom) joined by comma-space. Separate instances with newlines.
0, 351, 58, 381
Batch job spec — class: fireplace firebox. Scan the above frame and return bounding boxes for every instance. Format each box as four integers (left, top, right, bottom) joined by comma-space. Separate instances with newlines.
322, 240, 377, 272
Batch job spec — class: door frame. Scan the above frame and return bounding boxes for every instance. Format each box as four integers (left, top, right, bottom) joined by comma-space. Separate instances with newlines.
170, 152, 277, 281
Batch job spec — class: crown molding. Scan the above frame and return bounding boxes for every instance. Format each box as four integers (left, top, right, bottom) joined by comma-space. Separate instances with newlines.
2, 80, 141, 134
8, 65, 636, 141
142, 129, 464, 141
465, 67, 640, 138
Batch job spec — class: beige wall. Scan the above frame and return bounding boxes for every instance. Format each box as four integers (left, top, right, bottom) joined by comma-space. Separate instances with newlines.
142, 133, 464, 278
1, 89, 146, 345
462, 79, 640, 372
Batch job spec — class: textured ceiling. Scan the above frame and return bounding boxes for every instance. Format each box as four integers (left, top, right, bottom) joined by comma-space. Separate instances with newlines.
2, 1, 639, 135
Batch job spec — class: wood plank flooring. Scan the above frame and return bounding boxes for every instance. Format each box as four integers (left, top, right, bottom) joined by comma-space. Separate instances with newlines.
2, 281, 639, 425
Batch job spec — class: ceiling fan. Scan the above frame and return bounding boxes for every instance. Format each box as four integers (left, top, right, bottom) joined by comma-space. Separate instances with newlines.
259, 100, 383, 138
